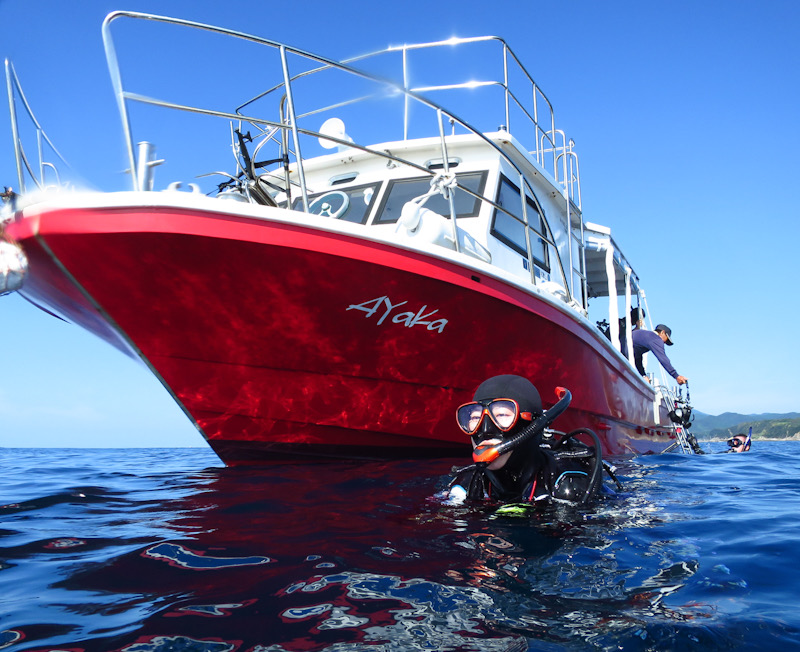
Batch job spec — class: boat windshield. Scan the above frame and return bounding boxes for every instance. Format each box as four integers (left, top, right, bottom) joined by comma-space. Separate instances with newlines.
289, 182, 381, 224
374, 172, 487, 225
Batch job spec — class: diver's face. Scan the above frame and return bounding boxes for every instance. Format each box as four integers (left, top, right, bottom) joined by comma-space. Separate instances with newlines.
730, 438, 746, 452
459, 400, 521, 437
458, 398, 531, 471
489, 404, 516, 429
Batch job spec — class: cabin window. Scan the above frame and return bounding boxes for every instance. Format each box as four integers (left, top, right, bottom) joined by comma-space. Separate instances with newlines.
492, 176, 549, 271
291, 182, 381, 224
373, 171, 487, 225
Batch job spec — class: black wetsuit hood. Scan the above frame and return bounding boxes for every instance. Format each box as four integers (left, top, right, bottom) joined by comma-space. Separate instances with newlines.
472, 374, 543, 416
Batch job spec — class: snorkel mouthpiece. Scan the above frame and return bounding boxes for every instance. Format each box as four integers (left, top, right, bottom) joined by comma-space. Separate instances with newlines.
472, 443, 501, 464
472, 387, 571, 464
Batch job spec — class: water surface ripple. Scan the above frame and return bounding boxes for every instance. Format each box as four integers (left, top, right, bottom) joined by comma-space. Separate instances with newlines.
1, 443, 798, 650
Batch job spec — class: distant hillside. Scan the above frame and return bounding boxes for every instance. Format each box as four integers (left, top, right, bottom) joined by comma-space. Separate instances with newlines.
691, 411, 800, 440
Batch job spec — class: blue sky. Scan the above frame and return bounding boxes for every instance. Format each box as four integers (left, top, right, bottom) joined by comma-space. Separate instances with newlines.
1, 0, 799, 448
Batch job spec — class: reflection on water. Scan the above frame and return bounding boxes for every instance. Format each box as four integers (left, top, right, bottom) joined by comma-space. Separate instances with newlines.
1, 447, 799, 650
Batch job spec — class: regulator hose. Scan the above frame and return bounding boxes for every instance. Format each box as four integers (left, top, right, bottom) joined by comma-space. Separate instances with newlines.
553, 427, 604, 504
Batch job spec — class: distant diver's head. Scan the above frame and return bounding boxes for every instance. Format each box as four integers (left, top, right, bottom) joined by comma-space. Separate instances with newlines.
726, 432, 751, 453
456, 374, 543, 470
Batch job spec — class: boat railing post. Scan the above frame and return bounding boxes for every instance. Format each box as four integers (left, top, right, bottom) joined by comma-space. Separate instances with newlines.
531, 84, 540, 165
652, 379, 662, 424
565, 190, 575, 301
279, 45, 309, 212
567, 141, 582, 209
102, 14, 139, 191
41, 162, 61, 189
571, 142, 587, 307
539, 130, 549, 170
633, 294, 644, 366
436, 109, 460, 253
519, 172, 537, 285
624, 266, 633, 361
503, 44, 510, 135
278, 97, 293, 207
605, 243, 620, 351
403, 47, 409, 141
5, 60, 25, 192
36, 128, 45, 190
135, 142, 163, 191
5, 59, 70, 194
553, 132, 582, 304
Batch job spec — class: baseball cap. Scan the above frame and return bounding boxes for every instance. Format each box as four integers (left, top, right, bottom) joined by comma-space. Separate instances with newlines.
655, 324, 673, 345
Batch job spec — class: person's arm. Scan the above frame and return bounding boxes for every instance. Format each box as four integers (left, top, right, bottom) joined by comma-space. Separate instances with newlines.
634, 353, 646, 376
649, 336, 680, 379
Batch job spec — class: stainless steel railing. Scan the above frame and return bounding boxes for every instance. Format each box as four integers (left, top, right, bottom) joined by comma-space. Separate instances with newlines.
4, 59, 72, 194
98, 12, 581, 304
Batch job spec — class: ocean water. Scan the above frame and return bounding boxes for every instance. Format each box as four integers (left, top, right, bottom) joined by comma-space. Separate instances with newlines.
1, 441, 799, 651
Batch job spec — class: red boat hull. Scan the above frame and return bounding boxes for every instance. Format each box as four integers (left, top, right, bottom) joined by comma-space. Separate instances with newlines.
5, 200, 676, 463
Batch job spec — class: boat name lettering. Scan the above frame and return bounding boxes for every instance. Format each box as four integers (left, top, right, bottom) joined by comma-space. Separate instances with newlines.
346, 296, 448, 333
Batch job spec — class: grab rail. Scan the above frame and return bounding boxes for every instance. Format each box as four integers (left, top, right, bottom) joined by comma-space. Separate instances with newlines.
4, 59, 72, 194
100, 12, 581, 304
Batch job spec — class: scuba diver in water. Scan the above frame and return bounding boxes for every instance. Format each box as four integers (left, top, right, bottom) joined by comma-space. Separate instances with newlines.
725, 428, 752, 453
445, 374, 614, 506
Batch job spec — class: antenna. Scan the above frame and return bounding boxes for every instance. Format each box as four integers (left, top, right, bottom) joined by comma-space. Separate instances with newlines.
318, 118, 352, 152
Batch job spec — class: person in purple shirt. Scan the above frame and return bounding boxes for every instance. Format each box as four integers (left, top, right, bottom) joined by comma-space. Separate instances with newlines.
631, 324, 688, 385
